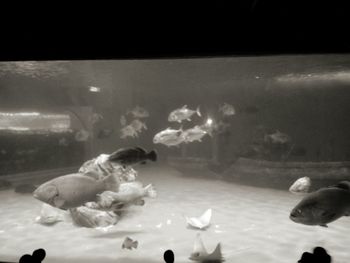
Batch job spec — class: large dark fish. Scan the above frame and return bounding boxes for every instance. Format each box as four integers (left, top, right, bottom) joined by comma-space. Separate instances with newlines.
33, 172, 119, 210
289, 181, 350, 227
108, 147, 157, 167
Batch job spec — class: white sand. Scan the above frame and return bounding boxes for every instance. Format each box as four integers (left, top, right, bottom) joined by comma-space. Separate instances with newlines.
0, 165, 349, 263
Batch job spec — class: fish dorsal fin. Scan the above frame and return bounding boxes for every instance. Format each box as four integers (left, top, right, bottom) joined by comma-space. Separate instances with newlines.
193, 233, 208, 256
207, 243, 223, 261
333, 181, 350, 190
134, 146, 146, 153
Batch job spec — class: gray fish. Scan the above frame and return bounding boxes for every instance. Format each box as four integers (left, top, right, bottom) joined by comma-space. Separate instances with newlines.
290, 181, 350, 227
168, 105, 201, 123
33, 172, 119, 210
108, 147, 157, 167
122, 237, 138, 250
153, 127, 184, 147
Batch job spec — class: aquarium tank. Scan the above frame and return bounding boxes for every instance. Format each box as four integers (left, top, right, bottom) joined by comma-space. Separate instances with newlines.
0, 55, 350, 263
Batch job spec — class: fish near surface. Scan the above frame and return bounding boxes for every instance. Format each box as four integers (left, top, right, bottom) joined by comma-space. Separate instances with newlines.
289, 181, 350, 227
33, 172, 119, 210
108, 147, 157, 167
168, 105, 201, 123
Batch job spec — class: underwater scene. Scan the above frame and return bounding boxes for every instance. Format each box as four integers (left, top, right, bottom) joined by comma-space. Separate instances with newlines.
0, 55, 350, 263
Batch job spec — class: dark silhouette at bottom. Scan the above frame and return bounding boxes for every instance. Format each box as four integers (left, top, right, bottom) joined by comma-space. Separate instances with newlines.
298, 247, 331, 263
19, 249, 46, 263
164, 250, 174, 263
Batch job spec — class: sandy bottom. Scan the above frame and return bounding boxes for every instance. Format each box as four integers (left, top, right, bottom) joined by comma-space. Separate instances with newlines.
0, 165, 350, 263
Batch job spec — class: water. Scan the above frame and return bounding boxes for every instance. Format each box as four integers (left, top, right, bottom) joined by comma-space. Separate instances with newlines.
0, 55, 350, 262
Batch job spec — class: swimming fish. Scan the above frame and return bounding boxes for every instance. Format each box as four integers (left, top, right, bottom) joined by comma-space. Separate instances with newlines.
69, 206, 119, 228
120, 125, 139, 139
289, 181, 350, 227
108, 147, 157, 167
127, 106, 149, 119
181, 125, 210, 143
129, 119, 147, 133
168, 105, 201, 123
97, 182, 156, 209
289, 177, 311, 195
185, 208, 212, 230
122, 237, 138, 250
264, 130, 291, 144
219, 103, 235, 116
75, 129, 90, 142
120, 115, 127, 126
153, 127, 184, 147
189, 233, 224, 262
35, 203, 66, 225
33, 172, 119, 210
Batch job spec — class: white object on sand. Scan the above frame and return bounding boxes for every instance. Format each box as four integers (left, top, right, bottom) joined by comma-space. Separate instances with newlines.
35, 203, 67, 225
189, 233, 224, 262
185, 208, 212, 230
289, 176, 311, 195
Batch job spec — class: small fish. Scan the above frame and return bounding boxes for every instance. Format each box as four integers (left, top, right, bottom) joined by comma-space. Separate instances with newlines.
108, 147, 157, 167
130, 119, 147, 133
168, 105, 201, 123
185, 208, 212, 230
181, 126, 209, 143
75, 129, 90, 142
69, 206, 119, 228
33, 172, 119, 210
189, 233, 224, 262
127, 106, 149, 119
290, 181, 350, 227
91, 113, 103, 125
264, 130, 290, 144
153, 127, 184, 147
122, 237, 138, 250
120, 115, 127, 126
120, 125, 139, 139
289, 177, 311, 195
219, 103, 235, 116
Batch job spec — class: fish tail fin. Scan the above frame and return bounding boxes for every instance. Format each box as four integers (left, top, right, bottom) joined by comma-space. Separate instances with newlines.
196, 106, 201, 117
133, 241, 138, 249
144, 184, 157, 198
103, 174, 120, 192
148, 150, 158, 162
